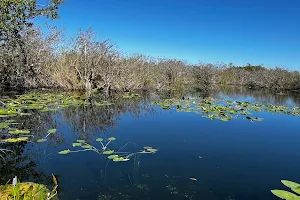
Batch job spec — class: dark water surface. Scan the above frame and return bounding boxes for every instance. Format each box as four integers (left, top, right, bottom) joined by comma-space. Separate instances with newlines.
1, 88, 300, 200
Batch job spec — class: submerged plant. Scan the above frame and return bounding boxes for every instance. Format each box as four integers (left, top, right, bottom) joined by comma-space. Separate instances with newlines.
271, 180, 300, 200
59, 137, 157, 162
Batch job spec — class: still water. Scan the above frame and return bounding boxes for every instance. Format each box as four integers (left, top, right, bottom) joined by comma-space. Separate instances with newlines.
1, 88, 300, 200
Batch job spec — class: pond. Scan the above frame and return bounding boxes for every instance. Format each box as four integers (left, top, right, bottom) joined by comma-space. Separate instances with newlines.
1, 87, 300, 200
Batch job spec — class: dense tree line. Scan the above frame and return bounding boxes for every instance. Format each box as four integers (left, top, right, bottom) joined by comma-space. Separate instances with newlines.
0, 0, 299, 93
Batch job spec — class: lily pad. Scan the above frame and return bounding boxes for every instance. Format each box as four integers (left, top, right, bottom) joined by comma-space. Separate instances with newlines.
107, 155, 119, 159
108, 137, 116, 141
113, 157, 130, 162
81, 145, 93, 149
281, 180, 300, 189
103, 150, 114, 155
8, 129, 30, 134
58, 149, 71, 155
1, 137, 29, 143
47, 129, 57, 134
72, 142, 82, 147
37, 139, 47, 143
271, 189, 300, 199
96, 138, 103, 142
147, 148, 158, 153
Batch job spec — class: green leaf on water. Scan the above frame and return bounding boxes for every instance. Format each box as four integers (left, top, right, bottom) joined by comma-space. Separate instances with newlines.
107, 155, 119, 159
1, 137, 29, 143
96, 138, 103, 142
9, 129, 30, 134
47, 129, 57, 134
292, 187, 300, 195
108, 137, 116, 141
81, 145, 93, 149
147, 148, 158, 153
281, 180, 300, 189
271, 190, 300, 199
77, 139, 85, 143
103, 150, 114, 155
58, 149, 71, 155
37, 139, 47, 143
72, 142, 82, 147
113, 157, 130, 162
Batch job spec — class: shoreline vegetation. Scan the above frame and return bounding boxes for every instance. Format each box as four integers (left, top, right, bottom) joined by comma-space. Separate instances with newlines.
1, 1, 300, 95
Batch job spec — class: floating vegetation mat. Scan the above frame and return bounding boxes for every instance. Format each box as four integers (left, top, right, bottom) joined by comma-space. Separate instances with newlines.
152, 97, 300, 122
0, 92, 115, 144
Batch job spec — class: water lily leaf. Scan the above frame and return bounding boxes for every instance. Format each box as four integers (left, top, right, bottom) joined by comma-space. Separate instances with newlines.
96, 138, 103, 142
72, 142, 82, 147
108, 137, 116, 141
113, 157, 130, 162
77, 139, 86, 143
1, 137, 29, 143
292, 187, 300, 195
37, 139, 47, 143
147, 148, 158, 153
143, 146, 153, 150
271, 189, 300, 199
9, 129, 30, 134
58, 149, 71, 155
103, 150, 114, 155
81, 145, 93, 149
281, 180, 300, 189
47, 129, 57, 134
107, 155, 119, 159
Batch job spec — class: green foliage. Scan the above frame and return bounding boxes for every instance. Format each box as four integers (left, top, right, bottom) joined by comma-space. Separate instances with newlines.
0, 0, 63, 39
59, 137, 158, 163
0, 175, 58, 200
271, 180, 300, 199
153, 97, 300, 122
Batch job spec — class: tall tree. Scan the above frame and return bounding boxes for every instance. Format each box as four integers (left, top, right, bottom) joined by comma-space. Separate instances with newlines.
0, 0, 63, 88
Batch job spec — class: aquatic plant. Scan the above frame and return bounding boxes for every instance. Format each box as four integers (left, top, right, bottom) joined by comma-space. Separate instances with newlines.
59, 137, 157, 162
0, 92, 113, 144
153, 97, 300, 122
271, 180, 300, 200
0, 174, 58, 200
37, 129, 57, 143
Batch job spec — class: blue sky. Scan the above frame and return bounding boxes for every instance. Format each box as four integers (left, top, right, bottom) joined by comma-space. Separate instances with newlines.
41, 0, 300, 69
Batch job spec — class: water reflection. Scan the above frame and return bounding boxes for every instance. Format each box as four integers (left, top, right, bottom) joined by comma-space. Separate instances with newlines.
0, 88, 300, 200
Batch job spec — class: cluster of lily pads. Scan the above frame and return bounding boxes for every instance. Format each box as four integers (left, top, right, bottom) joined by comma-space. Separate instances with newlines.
0, 92, 118, 145
271, 180, 300, 200
58, 137, 157, 162
152, 97, 300, 122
